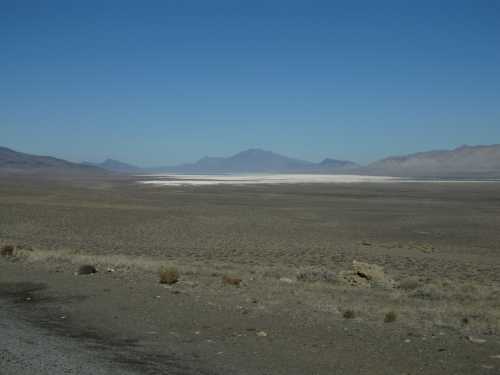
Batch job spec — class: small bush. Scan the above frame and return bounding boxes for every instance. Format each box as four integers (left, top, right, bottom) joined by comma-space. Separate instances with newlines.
222, 275, 242, 286
384, 311, 397, 323
77, 265, 97, 275
343, 309, 356, 319
159, 267, 179, 285
296, 268, 337, 283
1, 245, 15, 257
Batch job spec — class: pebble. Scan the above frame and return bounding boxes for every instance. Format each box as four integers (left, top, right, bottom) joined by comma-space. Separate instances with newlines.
279, 277, 294, 284
467, 336, 487, 344
257, 331, 268, 337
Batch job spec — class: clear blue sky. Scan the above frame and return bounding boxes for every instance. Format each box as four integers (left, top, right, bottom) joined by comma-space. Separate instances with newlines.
1, 1, 500, 166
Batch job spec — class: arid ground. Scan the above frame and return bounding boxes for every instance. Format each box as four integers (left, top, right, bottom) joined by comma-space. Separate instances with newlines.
1, 175, 500, 374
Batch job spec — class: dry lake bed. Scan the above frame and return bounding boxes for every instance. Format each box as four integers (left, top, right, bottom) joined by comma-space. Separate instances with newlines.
1, 175, 500, 374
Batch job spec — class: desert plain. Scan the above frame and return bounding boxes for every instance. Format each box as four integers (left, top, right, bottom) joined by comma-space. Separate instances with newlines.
1, 175, 500, 374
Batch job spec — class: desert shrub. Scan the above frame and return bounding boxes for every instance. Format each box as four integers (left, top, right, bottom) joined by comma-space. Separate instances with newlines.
398, 277, 420, 291
1, 245, 15, 257
77, 264, 97, 275
159, 267, 179, 285
384, 311, 397, 323
343, 309, 356, 319
222, 275, 242, 286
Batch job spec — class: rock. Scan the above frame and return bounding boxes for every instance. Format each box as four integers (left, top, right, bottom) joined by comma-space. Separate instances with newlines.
342, 310, 355, 319
279, 277, 294, 284
77, 265, 97, 275
481, 364, 494, 370
338, 260, 395, 288
106, 267, 115, 273
353, 260, 384, 281
222, 275, 242, 286
384, 311, 397, 323
159, 267, 179, 285
0, 245, 15, 257
256, 331, 268, 337
467, 336, 486, 344
338, 270, 371, 287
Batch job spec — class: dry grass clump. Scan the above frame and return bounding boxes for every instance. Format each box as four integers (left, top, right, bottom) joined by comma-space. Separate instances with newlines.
1, 245, 15, 257
159, 266, 179, 285
222, 275, 242, 286
296, 268, 337, 283
384, 311, 397, 323
343, 309, 356, 319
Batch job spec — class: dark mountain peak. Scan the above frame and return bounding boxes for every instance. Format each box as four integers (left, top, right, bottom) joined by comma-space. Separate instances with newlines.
320, 158, 359, 168
239, 148, 270, 154
230, 148, 275, 158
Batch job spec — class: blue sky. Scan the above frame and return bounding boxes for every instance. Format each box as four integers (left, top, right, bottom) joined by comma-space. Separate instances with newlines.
1, 1, 500, 166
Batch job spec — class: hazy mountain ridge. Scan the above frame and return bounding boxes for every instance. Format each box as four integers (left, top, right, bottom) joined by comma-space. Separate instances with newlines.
319, 158, 359, 169
84, 158, 143, 173
2, 144, 500, 178
365, 144, 500, 177
0, 146, 105, 174
158, 148, 358, 173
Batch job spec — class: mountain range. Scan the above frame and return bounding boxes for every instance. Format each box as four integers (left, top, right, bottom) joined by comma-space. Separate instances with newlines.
364, 144, 500, 178
83, 159, 144, 173
0, 146, 104, 175
163, 149, 359, 173
2, 144, 500, 178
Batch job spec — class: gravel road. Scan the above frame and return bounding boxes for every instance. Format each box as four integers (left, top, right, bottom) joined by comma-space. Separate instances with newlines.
0, 303, 141, 375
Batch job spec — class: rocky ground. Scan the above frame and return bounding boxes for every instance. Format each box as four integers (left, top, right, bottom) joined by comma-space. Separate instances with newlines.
1, 176, 500, 374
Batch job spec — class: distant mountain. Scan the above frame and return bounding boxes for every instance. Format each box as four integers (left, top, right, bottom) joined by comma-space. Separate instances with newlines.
5, 144, 499, 178
365, 144, 500, 178
319, 158, 359, 170
84, 158, 143, 173
161, 148, 356, 173
0, 146, 105, 174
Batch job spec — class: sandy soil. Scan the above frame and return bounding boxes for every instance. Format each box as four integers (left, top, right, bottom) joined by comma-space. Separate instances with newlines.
1, 176, 500, 374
